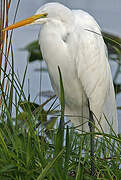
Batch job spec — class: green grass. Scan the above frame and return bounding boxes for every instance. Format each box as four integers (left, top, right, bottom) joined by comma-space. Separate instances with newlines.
0, 62, 120, 180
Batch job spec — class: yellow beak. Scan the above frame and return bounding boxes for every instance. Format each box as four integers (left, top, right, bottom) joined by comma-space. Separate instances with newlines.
3, 13, 48, 31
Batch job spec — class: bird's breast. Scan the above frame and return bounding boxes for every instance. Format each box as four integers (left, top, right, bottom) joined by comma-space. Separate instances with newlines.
39, 24, 87, 111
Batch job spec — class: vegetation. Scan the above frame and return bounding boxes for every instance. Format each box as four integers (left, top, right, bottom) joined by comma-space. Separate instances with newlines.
0, 1, 121, 179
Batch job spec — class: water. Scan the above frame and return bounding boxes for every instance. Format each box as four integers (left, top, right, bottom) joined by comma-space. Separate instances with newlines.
8, 0, 121, 132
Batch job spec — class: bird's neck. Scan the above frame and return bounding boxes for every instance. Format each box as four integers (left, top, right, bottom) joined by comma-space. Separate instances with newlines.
43, 19, 71, 39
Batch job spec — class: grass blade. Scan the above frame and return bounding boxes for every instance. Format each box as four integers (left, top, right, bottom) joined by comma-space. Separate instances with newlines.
37, 148, 64, 180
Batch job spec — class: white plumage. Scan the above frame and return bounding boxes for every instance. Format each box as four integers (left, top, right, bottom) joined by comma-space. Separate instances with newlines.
37, 3, 118, 134
4, 2, 118, 134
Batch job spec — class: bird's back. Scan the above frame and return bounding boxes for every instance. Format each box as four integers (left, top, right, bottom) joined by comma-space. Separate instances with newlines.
39, 8, 118, 134
72, 10, 118, 134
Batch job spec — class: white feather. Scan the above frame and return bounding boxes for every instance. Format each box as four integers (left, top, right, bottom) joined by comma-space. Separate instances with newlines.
37, 3, 118, 134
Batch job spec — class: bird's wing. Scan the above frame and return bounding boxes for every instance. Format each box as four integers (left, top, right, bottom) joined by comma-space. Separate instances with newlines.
72, 10, 117, 126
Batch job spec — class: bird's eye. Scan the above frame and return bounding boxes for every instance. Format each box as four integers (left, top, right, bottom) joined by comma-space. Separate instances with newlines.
42, 13, 48, 17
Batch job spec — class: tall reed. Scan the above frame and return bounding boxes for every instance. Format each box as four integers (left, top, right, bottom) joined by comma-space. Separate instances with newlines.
0, 0, 12, 104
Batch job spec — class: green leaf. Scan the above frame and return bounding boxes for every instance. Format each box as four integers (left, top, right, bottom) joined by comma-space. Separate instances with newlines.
102, 32, 121, 55
8, 44, 14, 115
37, 148, 64, 180
19, 101, 39, 112
102, 32, 121, 45
28, 50, 43, 62
46, 117, 57, 130
114, 83, 121, 94
64, 126, 70, 177
55, 67, 65, 156
17, 111, 29, 121
58, 66, 65, 114
21, 40, 43, 62
0, 129, 9, 156
54, 67, 65, 175
22, 40, 40, 52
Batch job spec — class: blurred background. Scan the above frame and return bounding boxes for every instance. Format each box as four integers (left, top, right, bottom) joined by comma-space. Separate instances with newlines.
8, 0, 121, 132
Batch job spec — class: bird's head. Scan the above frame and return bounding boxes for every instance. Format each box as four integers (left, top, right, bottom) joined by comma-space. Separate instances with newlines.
3, 2, 73, 31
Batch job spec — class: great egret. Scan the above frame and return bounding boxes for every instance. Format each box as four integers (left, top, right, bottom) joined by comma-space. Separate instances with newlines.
4, 2, 118, 134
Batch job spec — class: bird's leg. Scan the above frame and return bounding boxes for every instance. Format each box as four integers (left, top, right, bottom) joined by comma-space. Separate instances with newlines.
88, 100, 95, 176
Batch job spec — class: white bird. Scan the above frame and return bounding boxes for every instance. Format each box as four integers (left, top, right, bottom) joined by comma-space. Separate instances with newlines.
4, 2, 118, 134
